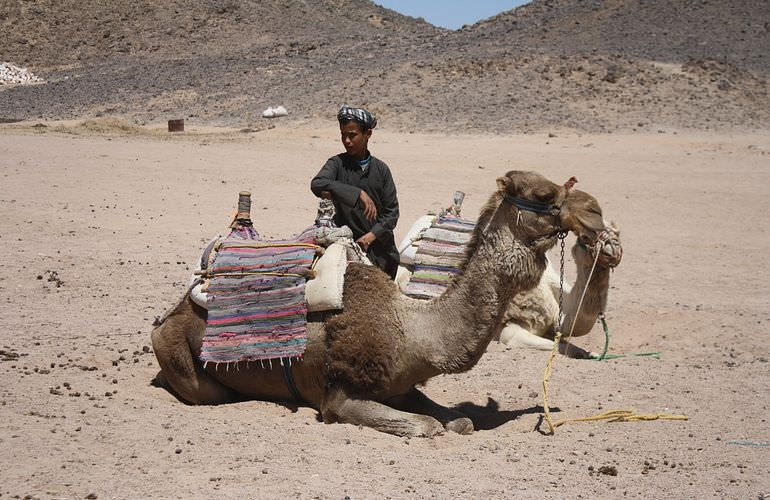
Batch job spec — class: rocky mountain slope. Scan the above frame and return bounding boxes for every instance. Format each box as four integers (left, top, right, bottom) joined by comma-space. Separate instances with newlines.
467, 0, 770, 73
1, 0, 767, 132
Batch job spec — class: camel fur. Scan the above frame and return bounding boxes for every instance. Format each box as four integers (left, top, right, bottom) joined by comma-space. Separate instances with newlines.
151, 170, 611, 438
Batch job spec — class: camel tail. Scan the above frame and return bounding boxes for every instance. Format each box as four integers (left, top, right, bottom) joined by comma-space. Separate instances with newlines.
150, 296, 238, 405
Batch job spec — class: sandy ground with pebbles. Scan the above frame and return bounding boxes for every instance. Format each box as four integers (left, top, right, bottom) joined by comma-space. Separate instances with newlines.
0, 123, 768, 498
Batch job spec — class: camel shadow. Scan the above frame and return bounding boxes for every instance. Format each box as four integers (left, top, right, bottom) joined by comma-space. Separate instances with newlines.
453, 398, 560, 432
151, 374, 556, 431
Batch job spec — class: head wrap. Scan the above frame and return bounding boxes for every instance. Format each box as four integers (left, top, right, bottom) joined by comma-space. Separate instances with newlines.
337, 106, 377, 130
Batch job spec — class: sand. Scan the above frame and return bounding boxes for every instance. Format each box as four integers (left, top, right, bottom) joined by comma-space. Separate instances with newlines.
0, 123, 768, 498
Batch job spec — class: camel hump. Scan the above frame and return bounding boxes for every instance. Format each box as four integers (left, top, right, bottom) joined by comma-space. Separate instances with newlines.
342, 262, 400, 310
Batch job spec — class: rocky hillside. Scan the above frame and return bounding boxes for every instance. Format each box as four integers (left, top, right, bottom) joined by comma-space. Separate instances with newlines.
0, 0, 767, 132
0, 0, 433, 67
467, 0, 770, 73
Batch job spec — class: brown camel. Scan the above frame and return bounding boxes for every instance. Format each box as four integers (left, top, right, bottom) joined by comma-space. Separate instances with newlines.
151, 170, 610, 437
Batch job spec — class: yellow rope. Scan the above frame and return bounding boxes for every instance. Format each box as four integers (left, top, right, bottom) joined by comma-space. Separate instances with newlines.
542, 334, 688, 433
551, 410, 689, 428
541, 240, 688, 434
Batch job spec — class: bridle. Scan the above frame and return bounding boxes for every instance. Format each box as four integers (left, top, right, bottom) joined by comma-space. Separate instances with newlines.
501, 175, 578, 219
483, 176, 578, 243
501, 175, 578, 241
502, 194, 562, 217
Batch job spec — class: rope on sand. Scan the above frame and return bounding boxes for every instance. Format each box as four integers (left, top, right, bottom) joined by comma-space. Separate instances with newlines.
592, 313, 661, 361
542, 329, 688, 434
541, 240, 687, 435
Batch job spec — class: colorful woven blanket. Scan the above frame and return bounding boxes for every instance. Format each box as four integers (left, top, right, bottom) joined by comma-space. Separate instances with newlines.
200, 226, 318, 365
402, 215, 476, 300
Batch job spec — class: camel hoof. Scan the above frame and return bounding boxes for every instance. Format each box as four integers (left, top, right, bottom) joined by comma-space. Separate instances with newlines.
419, 417, 446, 438
446, 417, 474, 435
560, 343, 594, 359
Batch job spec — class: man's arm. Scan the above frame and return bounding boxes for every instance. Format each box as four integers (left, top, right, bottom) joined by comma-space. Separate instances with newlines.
369, 166, 399, 240
311, 157, 361, 207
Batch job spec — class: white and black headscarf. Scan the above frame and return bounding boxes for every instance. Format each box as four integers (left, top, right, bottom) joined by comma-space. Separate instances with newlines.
337, 106, 377, 130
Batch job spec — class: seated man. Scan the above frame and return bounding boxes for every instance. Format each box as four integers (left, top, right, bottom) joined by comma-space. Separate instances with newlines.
310, 106, 400, 279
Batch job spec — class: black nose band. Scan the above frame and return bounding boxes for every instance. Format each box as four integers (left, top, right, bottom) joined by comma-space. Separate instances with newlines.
503, 195, 561, 216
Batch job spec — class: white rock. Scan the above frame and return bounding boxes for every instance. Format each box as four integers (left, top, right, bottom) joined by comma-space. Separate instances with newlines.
0, 62, 44, 85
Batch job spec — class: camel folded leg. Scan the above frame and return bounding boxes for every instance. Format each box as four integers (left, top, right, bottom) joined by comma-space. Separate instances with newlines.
499, 322, 597, 358
558, 341, 596, 360
151, 298, 239, 405
321, 385, 445, 438
387, 386, 474, 435
499, 323, 555, 351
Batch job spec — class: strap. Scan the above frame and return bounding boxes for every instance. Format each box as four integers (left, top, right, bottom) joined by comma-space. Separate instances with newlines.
281, 360, 305, 403
502, 195, 560, 216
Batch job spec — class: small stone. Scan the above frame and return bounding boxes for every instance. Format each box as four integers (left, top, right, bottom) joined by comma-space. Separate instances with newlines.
598, 465, 617, 476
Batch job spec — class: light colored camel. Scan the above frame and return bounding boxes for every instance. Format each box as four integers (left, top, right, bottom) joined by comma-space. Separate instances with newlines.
151, 170, 611, 437
496, 224, 622, 356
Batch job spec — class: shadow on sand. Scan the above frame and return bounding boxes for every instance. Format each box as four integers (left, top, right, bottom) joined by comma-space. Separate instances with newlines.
454, 397, 559, 432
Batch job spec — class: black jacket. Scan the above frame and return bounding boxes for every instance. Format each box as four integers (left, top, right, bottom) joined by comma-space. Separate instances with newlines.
311, 153, 400, 278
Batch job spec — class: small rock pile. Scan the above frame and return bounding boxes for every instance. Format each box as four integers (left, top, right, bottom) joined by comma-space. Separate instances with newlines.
0, 62, 43, 85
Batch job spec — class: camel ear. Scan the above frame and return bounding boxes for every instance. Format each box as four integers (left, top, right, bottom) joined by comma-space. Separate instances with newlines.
496, 176, 512, 194
554, 185, 568, 206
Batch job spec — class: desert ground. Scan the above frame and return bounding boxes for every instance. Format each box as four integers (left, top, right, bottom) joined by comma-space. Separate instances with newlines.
0, 122, 768, 498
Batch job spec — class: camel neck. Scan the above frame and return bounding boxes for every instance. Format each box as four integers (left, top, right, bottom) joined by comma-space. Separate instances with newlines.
560, 247, 611, 336
421, 227, 545, 374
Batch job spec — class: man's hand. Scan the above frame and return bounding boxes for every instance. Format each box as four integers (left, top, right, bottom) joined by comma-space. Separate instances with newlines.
356, 232, 377, 252
359, 190, 378, 221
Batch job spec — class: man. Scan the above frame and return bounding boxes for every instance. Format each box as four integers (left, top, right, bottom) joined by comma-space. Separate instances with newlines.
311, 106, 400, 279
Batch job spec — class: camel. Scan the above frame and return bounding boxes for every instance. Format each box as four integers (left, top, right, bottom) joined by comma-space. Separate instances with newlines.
151, 170, 614, 437
496, 223, 622, 356
397, 212, 622, 357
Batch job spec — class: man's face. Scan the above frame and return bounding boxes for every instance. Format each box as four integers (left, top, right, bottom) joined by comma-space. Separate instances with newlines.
340, 121, 371, 159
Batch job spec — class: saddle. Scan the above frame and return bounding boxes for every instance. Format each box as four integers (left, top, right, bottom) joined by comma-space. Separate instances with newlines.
190, 225, 365, 312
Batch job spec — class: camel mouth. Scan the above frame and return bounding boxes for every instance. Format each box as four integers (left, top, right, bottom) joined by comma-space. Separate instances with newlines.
577, 232, 597, 247
530, 229, 563, 250
576, 226, 623, 268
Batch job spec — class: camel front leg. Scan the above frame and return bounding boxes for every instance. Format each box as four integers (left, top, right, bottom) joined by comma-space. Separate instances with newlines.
321, 385, 445, 438
499, 322, 555, 350
387, 386, 474, 435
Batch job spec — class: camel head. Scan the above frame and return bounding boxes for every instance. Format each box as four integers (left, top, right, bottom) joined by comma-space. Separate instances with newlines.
494, 171, 607, 254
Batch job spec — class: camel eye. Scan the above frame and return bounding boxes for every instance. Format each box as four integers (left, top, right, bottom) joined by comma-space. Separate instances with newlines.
533, 190, 554, 202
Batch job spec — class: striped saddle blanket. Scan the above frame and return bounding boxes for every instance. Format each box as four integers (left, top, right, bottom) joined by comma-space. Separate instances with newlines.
200, 227, 318, 365
402, 215, 476, 300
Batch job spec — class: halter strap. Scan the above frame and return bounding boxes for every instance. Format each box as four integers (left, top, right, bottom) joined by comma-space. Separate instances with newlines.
503, 195, 561, 216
